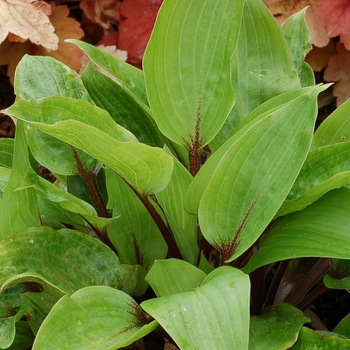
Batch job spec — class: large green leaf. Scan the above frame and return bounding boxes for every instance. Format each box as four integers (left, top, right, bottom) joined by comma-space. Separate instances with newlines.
156, 148, 198, 264
142, 267, 250, 350
81, 61, 163, 147
185, 85, 326, 215
243, 188, 350, 273
281, 8, 314, 87
278, 142, 350, 216
4, 99, 173, 196
0, 122, 40, 239
14, 55, 99, 176
144, 0, 245, 149
0, 226, 146, 297
211, 0, 300, 150
249, 303, 309, 350
197, 86, 322, 263
67, 39, 149, 107
145, 259, 206, 297
290, 327, 350, 349
33, 286, 158, 350
106, 169, 167, 268
312, 98, 350, 149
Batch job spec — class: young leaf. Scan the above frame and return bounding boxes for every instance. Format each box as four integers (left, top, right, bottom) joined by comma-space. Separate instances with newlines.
323, 259, 350, 290
249, 303, 310, 350
281, 8, 315, 87
67, 39, 149, 107
244, 188, 350, 273
142, 267, 250, 350
211, 0, 300, 150
0, 121, 40, 239
144, 0, 245, 153
145, 259, 206, 297
32, 286, 158, 350
199, 86, 323, 263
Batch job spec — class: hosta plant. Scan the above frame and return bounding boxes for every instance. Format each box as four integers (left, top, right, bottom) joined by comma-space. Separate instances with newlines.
1, 0, 350, 349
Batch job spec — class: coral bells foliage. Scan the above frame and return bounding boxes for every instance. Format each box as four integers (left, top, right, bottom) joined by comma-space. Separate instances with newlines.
118, 0, 163, 67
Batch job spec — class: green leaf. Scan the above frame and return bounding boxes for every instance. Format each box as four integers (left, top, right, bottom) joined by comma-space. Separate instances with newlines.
33, 286, 158, 350
281, 8, 314, 87
278, 142, 350, 216
144, 0, 245, 149
185, 85, 325, 215
0, 315, 16, 349
67, 39, 149, 107
323, 259, 350, 290
145, 259, 206, 297
4, 99, 174, 196
0, 226, 136, 297
13, 55, 99, 176
290, 327, 350, 349
82, 61, 163, 147
198, 86, 323, 262
249, 303, 310, 350
334, 313, 350, 339
6, 321, 34, 350
0, 139, 13, 168
211, 0, 300, 150
243, 188, 350, 273
19, 292, 58, 335
156, 148, 198, 264
106, 169, 167, 268
312, 98, 350, 149
142, 266, 250, 350
14, 55, 93, 102
0, 122, 40, 239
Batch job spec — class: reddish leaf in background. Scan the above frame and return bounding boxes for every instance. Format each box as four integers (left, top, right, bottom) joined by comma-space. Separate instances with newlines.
324, 42, 350, 106
317, 0, 350, 50
117, 0, 163, 68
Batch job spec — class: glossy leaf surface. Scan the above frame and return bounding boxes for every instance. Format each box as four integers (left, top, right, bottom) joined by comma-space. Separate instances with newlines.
142, 267, 250, 350
33, 286, 158, 350
144, 0, 245, 148
244, 188, 350, 273
198, 87, 322, 262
